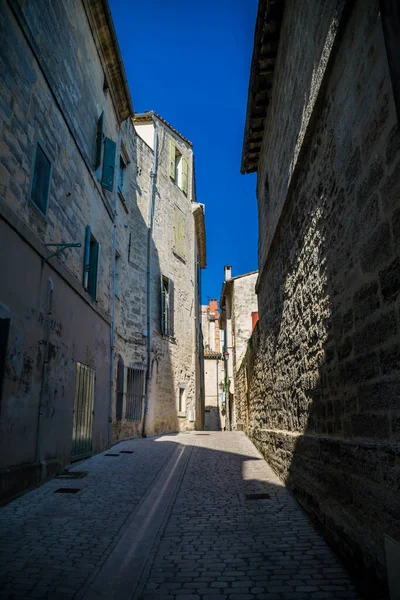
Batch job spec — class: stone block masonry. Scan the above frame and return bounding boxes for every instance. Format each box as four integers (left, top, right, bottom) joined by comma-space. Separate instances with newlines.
240, 0, 400, 595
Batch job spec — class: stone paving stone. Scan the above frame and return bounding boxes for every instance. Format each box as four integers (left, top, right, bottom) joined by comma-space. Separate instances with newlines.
137, 432, 361, 600
1, 432, 361, 600
0, 437, 178, 599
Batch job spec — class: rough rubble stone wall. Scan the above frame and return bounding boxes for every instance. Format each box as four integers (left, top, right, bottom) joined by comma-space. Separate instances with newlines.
248, 0, 400, 589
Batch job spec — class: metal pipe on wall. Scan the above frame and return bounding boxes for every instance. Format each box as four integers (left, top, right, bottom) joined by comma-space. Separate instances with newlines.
108, 127, 122, 448
142, 116, 159, 437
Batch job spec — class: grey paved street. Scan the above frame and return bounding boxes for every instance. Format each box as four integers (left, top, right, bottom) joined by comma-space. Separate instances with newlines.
0, 433, 360, 600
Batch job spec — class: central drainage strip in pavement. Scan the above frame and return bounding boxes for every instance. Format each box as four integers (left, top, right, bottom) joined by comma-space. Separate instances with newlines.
79, 443, 192, 600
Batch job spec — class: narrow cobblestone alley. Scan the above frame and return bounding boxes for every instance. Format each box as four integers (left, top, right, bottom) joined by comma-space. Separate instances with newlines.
1, 433, 360, 600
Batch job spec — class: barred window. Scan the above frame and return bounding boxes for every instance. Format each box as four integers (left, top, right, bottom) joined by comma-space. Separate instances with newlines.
125, 367, 145, 421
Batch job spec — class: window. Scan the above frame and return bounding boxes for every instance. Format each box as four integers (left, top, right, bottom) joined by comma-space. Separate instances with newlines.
161, 275, 174, 337
118, 155, 126, 197
83, 226, 100, 301
178, 386, 185, 414
169, 140, 188, 194
116, 355, 124, 421
30, 142, 52, 216
173, 207, 185, 258
126, 367, 145, 421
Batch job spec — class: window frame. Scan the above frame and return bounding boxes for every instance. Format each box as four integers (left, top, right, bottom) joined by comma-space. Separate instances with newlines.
29, 140, 52, 218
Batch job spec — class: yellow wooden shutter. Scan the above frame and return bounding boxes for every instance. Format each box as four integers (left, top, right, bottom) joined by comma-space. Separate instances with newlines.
174, 207, 185, 257
182, 157, 188, 194
170, 140, 175, 179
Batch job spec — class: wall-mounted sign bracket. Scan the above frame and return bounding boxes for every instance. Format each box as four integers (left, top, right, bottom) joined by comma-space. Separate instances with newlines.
42, 243, 81, 263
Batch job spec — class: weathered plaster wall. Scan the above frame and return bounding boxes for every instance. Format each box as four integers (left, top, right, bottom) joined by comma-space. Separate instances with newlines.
248, 0, 400, 589
232, 273, 258, 373
0, 0, 120, 491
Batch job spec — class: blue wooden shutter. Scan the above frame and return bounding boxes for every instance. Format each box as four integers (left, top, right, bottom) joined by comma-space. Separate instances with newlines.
101, 137, 116, 191
83, 225, 91, 289
169, 278, 174, 337
88, 241, 100, 300
95, 112, 104, 170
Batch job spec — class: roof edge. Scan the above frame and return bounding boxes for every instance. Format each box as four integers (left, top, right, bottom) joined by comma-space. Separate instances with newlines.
241, 0, 285, 175
133, 111, 192, 146
83, 0, 133, 121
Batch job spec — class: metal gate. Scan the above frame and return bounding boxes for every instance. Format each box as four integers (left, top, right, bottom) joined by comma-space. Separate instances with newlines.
125, 367, 145, 421
72, 362, 95, 461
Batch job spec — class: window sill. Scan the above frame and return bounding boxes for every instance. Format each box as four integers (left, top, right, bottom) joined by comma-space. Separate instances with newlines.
162, 334, 176, 344
118, 190, 129, 214
29, 198, 48, 220
173, 250, 186, 263
169, 177, 188, 197
177, 412, 186, 419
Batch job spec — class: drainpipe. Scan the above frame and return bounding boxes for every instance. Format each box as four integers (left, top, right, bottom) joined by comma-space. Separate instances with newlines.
36, 278, 54, 464
142, 116, 159, 437
108, 127, 122, 447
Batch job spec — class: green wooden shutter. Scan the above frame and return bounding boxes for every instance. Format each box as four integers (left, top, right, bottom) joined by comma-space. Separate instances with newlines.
83, 225, 91, 289
182, 157, 188, 194
88, 241, 99, 300
170, 140, 175, 180
169, 279, 174, 337
95, 112, 104, 170
101, 137, 116, 191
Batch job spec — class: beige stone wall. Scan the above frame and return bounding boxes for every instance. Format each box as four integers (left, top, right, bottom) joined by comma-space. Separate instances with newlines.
128, 121, 199, 436
246, 0, 400, 589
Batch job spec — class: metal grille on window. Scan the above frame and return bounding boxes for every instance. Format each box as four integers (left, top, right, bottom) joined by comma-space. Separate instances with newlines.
125, 367, 145, 421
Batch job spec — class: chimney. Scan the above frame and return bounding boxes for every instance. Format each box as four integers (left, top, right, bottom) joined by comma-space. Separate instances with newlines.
224, 265, 232, 281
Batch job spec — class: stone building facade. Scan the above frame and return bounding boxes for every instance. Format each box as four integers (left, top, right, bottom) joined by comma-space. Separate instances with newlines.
202, 300, 224, 431
125, 112, 206, 438
0, 0, 206, 502
241, 0, 400, 593
219, 266, 258, 430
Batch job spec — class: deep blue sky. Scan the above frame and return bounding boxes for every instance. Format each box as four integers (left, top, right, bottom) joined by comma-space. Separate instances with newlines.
109, 0, 258, 304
